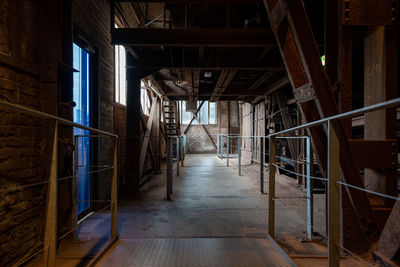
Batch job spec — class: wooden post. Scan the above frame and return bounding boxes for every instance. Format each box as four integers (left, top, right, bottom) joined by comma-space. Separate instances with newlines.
44, 121, 58, 267
111, 137, 118, 239
268, 136, 276, 238
328, 121, 340, 267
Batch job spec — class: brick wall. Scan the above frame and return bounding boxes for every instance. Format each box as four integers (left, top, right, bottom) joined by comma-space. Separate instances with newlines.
182, 101, 240, 153
0, 1, 55, 265
0, 0, 116, 264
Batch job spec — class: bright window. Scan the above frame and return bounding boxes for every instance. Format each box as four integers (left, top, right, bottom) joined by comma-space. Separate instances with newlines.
141, 81, 151, 115
179, 101, 217, 125
115, 25, 126, 105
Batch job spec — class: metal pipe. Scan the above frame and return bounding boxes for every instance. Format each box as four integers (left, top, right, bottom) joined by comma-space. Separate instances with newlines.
227, 135, 230, 166
260, 136, 264, 193
238, 136, 242, 176
306, 136, 312, 240
176, 137, 180, 176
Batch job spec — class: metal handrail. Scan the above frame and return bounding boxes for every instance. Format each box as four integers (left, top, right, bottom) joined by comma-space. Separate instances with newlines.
0, 100, 118, 137
268, 97, 400, 137
0, 99, 119, 267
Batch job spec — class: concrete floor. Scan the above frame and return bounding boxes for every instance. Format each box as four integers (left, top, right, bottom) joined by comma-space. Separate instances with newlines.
32, 154, 371, 266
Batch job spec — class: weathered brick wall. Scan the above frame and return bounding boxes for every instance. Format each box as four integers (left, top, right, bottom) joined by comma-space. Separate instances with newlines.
182, 101, 240, 153
0, 1, 52, 265
72, 0, 115, 202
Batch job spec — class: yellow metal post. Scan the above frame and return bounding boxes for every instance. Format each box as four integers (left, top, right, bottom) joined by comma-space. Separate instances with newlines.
328, 121, 340, 267
111, 137, 118, 239
44, 121, 58, 267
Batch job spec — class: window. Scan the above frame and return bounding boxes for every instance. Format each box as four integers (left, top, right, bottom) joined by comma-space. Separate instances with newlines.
179, 101, 217, 125
141, 81, 151, 115
115, 26, 126, 105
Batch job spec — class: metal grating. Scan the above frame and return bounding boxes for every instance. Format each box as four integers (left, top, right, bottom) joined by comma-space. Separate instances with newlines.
97, 237, 296, 266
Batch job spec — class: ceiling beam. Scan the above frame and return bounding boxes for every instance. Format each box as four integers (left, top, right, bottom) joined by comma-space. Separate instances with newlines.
210, 70, 237, 102
185, 70, 194, 101
112, 28, 275, 47
115, 0, 263, 4
247, 72, 273, 91
264, 76, 290, 95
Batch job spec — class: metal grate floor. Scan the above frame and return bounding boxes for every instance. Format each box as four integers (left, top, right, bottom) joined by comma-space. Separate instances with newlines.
97, 237, 296, 267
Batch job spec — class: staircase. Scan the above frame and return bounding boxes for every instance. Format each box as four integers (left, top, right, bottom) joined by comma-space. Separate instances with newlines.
162, 100, 181, 158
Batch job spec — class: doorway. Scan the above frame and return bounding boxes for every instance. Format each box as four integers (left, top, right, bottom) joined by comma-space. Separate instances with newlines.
73, 42, 92, 215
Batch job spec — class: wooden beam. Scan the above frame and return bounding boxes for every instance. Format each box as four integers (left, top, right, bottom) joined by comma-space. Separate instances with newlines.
139, 96, 158, 178
184, 101, 205, 135
112, 28, 275, 47
349, 140, 397, 169
248, 72, 273, 91
185, 70, 194, 101
193, 113, 217, 149
210, 70, 237, 102
264, 76, 290, 95
264, 0, 378, 249
115, 0, 264, 4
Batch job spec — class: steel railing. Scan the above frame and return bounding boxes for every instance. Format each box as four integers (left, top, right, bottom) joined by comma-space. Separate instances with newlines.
218, 97, 400, 266
0, 100, 119, 267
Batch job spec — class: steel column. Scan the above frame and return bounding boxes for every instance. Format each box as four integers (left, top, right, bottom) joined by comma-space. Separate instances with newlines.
260, 137, 264, 193
238, 136, 242, 176
167, 137, 173, 200
268, 136, 276, 238
176, 137, 180, 176
306, 136, 312, 240
227, 136, 230, 167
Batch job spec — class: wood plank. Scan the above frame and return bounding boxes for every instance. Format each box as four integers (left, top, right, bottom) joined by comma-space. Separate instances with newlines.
341, 0, 395, 26
328, 121, 340, 267
349, 140, 397, 169
139, 96, 158, 179
375, 201, 400, 261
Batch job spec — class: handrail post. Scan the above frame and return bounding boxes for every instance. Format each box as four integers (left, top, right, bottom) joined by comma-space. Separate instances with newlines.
238, 136, 242, 176
180, 136, 184, 167
217, 134, 220, 157
328, 121, 340, 267
73, 135, 79, 241
306, 136, 312, 240
268, 136, 276, 238
176, 137, 180, 176
166, 137, 173, 200
227, 135, 230, 167
44, 121, 58, 267
111, 137, 118, 239
260, 137, 264, 193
